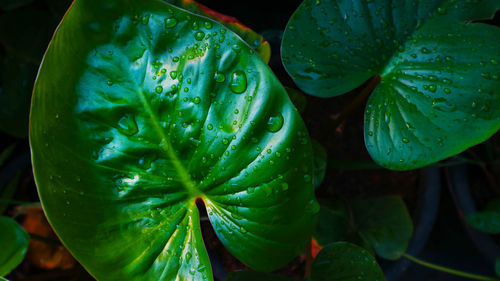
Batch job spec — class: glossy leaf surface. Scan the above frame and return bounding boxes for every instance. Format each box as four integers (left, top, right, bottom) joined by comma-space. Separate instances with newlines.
315, 196, 413, 260
0, 217, 29, 277
311, 242, 386, 281
164, 0, 270, 62
30, 0, 317, 280
282, 0, 500, 170
466, 197, 500, 234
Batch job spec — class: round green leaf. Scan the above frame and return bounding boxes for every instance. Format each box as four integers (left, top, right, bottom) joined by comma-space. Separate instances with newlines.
30, 0, 318, 280
466, 197, 500, 234
163, 0, 271, 63
311, 242, 386, 281
0, 217, 29, 277
282, 0, 500, 170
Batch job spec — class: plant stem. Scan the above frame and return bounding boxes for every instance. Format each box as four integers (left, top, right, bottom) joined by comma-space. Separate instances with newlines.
305, 239, 313, 279
403, 253, 499, 281
331, 74, 381, 130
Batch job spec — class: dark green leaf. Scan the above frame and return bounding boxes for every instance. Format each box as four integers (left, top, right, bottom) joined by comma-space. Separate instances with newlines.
315, 197, 413, 260
282, 0, 500, 170
314, 200, 349, 246
285, 87, 307, 113
0, 172, 21, 215
466, 197, 500, 234
226, 270, 295, 281
0, 55, 37, 138
30, 0, 318, 280
163, 0, 270, 62
311, 242, 386, 281
0, 144, 16, 167
312, 139, 326, 188
351, 196, 413, 260
0, 217, 29, 277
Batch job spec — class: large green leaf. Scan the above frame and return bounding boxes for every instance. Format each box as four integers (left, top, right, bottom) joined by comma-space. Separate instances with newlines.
164, 0, 271, 63
466, 197, 500, 234
315, 196, 413, 260
311, 242, 386, 281
282, 0, 500, 170
30, 0, 318, 280
0, 217, 29, 277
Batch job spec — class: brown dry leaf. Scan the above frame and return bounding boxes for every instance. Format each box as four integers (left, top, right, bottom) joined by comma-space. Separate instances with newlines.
19, 205, 76, 270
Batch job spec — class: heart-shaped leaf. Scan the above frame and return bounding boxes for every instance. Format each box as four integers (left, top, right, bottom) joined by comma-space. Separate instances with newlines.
282, 0, 500, 170
164, 0, 270, 63
0, 217, 29, 277
466, 197, 500, 234
315, 196, 413, 260
311, 242, 386, 281
30, 0, 318, 280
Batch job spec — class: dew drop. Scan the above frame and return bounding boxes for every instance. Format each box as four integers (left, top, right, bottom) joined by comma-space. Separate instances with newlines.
214, 71, 226, 82
267, 113, 284, 133
155, 86, 163, 93
117, 114, 139, 136
194, 31, 205, 41
193, 96, 201, 104
230, 70, 247, 94
402, 137, 409, 143
165, 17, 178, 28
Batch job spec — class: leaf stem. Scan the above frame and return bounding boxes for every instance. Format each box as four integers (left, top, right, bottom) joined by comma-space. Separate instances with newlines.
403, 253, 499, 281
331, 75, 381, 130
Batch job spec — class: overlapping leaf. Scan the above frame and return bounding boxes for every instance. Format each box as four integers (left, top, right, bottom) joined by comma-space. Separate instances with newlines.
30, 0, 317, 280
0, 217, 29, 277
164, 0, 270, 62
282, 0, 500, 169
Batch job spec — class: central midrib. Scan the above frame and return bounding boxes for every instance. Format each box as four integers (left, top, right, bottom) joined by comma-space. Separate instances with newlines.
135, 88, 199, 197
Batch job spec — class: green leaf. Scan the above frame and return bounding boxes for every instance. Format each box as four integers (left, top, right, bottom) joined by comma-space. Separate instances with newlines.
285, 87, 307, 113
282, 0, 500, 170
163, 0, 270, 63
351, 196, 413, 260
314, 200, 349, 246
226, 270, 295, 281
30, 0, 318, 280
312, 139, 326, 188
466, 197, 500, 234
311, 242, 386, 281
0, 217, 29, 277
0, 172, 21, 215
0, 55, 37, 138
315, 196, 413, 260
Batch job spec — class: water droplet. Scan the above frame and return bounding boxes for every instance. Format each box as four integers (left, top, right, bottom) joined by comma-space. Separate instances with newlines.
141, 14, 150, 25
165, 17, 177, 28
204, 21, 212, 29
229, 70, 247, 94
437, 7, 447, 15
214, 71, 225, 82
194, 31, 205, 41
443, 88, 451, 94
491, 58, 498, 65
402, 137, 409, 143
367, 131, 374, 136
106, 80, 113, 86
117, 114, 139, 136
193, 96, 201, 104
420, 47, 431, 54
170, 71, 177, 79
207, 124, 213, 130
155, 86, 163, 93
267, 113, 284, 133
